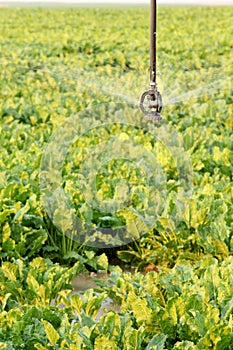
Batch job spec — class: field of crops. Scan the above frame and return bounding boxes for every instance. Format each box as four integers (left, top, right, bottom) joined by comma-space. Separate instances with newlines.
0, 4, 233, 349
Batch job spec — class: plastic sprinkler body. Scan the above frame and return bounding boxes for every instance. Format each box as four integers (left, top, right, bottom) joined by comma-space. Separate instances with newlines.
140, 0, 163, 120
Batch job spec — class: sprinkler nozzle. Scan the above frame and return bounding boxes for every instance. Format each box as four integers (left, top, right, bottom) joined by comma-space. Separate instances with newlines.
140, 87, 163, 120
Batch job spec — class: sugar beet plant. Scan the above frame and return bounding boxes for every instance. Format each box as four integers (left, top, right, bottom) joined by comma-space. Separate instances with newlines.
0, 5, 233, 349
0, 257, 233, 349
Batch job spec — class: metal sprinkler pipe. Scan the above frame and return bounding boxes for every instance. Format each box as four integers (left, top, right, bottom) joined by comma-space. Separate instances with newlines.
150, 0, 157, 87
140, 0, 163, 120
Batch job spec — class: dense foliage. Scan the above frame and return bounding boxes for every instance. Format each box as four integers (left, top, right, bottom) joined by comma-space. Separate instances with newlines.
0, 5, 232, 349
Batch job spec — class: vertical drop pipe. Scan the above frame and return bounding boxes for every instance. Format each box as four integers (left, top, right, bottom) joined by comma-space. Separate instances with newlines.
140, 0, 162, 118
150, 0, 157, 88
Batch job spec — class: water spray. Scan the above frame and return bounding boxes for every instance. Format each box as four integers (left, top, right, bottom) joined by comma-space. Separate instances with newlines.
140, 0, 163, 120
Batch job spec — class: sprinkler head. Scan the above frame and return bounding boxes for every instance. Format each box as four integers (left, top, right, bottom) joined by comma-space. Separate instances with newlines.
140, 88, 163, 121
